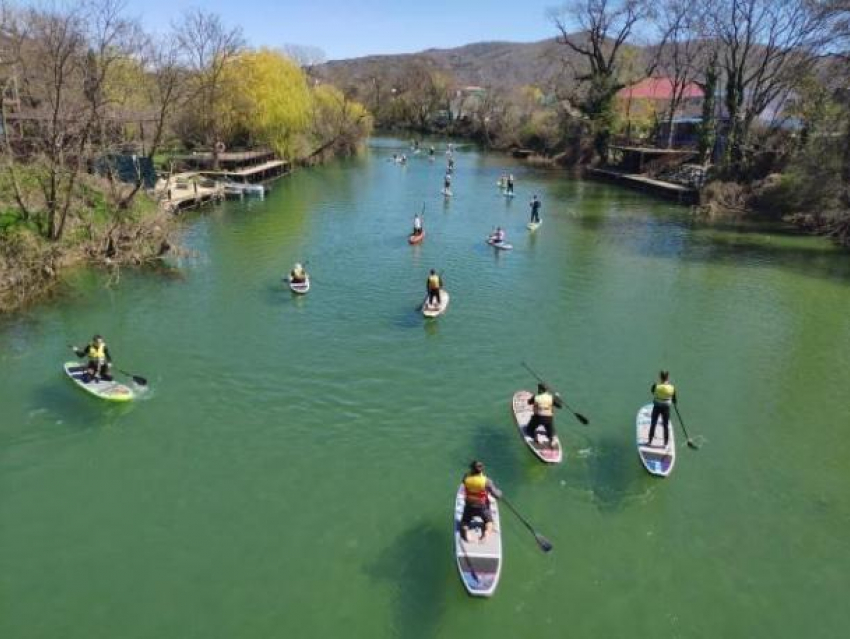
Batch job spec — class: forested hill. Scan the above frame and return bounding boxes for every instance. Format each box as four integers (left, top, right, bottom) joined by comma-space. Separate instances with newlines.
319, 39, 567, 89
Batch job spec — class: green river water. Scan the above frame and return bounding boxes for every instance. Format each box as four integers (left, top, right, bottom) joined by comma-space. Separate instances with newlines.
2, 139, 849, 638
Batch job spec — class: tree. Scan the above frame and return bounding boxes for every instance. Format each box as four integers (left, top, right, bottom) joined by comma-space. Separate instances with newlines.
708, 0, 831, 177
551, 0, 651, 160
308, 84, 372, 161
174, 9, 244, 165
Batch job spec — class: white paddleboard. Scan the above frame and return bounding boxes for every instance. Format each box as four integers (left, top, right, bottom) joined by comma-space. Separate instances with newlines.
422, 290, 450, 317
636, 403, 676, 477
63, 362, 135, 402
454, 485, 502, 597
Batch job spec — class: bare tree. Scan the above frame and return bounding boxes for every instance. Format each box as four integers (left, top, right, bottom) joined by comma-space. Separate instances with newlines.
709, 0, 831, 176
550, 0, 652, 159
281, 43, 326, 77
174, 8, 244, 166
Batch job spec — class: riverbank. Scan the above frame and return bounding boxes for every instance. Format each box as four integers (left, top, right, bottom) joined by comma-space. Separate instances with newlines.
0, 189, 175, 314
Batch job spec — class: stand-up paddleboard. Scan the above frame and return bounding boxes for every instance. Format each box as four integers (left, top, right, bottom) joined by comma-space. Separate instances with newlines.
527, 220, 542, 231
636, 403, 676, 477
288, 276, 310, 295
511, 390, 563, 463
422, 290, 450, 317
454, 485, 502, 597
442, 188, 453, 197
408, 230, 425, 245
63, 362, 135, 402
486, 238, 513, 251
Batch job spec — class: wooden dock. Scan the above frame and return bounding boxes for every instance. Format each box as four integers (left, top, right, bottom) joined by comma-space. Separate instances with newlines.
155, 173, 224, 213
587, 167, 698, 204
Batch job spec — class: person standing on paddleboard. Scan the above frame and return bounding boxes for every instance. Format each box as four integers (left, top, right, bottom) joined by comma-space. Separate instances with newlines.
530, 195, 541, 223
527, 383, 563, 447
426, 269, 442, 307
444, 172, 452, 192
648, 371, 677, 447
74, 335, 113, 382
413, 213, 423, 237
460, 461, 502, 543
506, 174, 515, 195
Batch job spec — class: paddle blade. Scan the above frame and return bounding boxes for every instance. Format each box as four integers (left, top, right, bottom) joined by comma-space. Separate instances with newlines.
687, 439, 700, 450
575, 413, 589, 425
131, 375, 148, 386
535, 534, 554, 553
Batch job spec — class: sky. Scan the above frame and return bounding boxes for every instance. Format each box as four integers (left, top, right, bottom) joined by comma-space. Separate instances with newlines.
133, 0, 563, 60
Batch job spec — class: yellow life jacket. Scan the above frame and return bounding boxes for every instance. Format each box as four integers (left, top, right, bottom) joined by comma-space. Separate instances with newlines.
653, 382, 675, 404
87, 343, 106, 361
428, 275, 440, 290
464, 473, 489, 506
292, 267, 305, 280
534, 392, 554, 417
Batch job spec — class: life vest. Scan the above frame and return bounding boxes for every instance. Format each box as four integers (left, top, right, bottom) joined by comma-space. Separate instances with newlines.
428, 275, 440, 290
534, 392, 554, 417
87, 343, 106, 361
292, 267, 305, 280
653, 382, 675, 404
463, 473, 489, 506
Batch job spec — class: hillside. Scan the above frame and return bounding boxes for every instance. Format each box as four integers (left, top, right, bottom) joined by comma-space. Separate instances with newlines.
319, 39, 568, 90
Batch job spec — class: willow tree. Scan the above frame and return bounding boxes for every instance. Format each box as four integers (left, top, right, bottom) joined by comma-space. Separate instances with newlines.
223, 49, 313, 159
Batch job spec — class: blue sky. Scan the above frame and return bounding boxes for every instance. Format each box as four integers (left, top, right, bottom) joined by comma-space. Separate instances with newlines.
133, 0, 561, 59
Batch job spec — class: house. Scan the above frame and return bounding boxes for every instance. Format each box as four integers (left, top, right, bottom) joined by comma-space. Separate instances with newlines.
617, 77, 704, 143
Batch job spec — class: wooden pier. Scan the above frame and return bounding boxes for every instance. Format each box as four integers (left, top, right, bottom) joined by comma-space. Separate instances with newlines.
174, 150, 291, 185
587, 167, 699, 204
155, 173, 224, 213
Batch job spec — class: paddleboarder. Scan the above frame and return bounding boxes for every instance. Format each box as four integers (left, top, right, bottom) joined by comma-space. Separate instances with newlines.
426, 269, 442, 307
412, 213, 423, 237
648, 371, 677, 447
529, 195, 541, 223
443, 172, 452, 192
460, 461, 502, 543
290, 262, 307, 284
506, 174, 515, 195
526, 383, 563, 447
489, 226, 506, 245
73, 335, 113, 382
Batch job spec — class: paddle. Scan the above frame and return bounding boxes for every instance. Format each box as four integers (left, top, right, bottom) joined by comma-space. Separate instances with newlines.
674, 404, 700, 450
521, 361, 590, 425
498, 494, 553, 553
68, 345, 147, 386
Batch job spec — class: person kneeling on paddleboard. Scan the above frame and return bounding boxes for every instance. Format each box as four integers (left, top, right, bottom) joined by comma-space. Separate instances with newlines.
489, 227, 506, 245
461, 461, 502, 543
74, 335, 113, 382
527, 383, 563, 447
648, 371, 677, 447
413, 214, 423, 236
426, 270, 442, 307
530, 195, 541, 223
290, 263, 307, 284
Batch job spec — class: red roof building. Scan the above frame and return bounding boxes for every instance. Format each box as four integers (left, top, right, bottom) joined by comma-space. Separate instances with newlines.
617, 77, 704, 101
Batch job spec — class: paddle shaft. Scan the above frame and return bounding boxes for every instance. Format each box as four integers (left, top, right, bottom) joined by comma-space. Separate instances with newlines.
673, 404, 699, 450
521, 362, 589, 425
499, 495, 553, 552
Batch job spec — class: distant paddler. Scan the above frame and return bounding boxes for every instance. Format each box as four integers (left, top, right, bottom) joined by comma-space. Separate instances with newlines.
647, 370, 677, 447
527, 383, 564, 448
506, 173, 515, 195
488, 226, 506, 245
412, 212, 424, 237
443, 172, 452, 194
290, 262, 308, 284
460, 461, 502, 543
73, 334, 113, 383
426, 269, 443, 306
529, 194, 541, 223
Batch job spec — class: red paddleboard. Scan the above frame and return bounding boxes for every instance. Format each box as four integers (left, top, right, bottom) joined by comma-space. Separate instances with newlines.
409, 230, 426, 245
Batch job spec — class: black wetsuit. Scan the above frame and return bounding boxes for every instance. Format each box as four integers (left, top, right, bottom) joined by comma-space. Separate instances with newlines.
530, 199, 541, 223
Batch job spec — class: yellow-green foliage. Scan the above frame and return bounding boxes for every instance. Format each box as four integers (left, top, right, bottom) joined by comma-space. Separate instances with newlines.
312, 84, 372, 145
224, 49, 313, 158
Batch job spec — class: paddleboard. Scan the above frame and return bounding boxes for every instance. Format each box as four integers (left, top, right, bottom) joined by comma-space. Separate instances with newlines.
486, 238, 513, 251
527, 220, 542, 231
511, 390, 563, 463
504, 191, 515, 198
408, 230, 425, 245
289, 276, 310, 295
63, 361, 135, 402
422, 290, 450, 318
636, 403, 676, 477
454, 484, 502, 597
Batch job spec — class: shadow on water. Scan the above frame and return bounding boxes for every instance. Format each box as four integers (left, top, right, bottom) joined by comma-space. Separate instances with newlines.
583, 432, 646, 513
457, 421, 524, 492
366, 522, 451, 639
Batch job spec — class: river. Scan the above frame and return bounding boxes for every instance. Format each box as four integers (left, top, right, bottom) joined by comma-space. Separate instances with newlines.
1, 138, 849, 638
